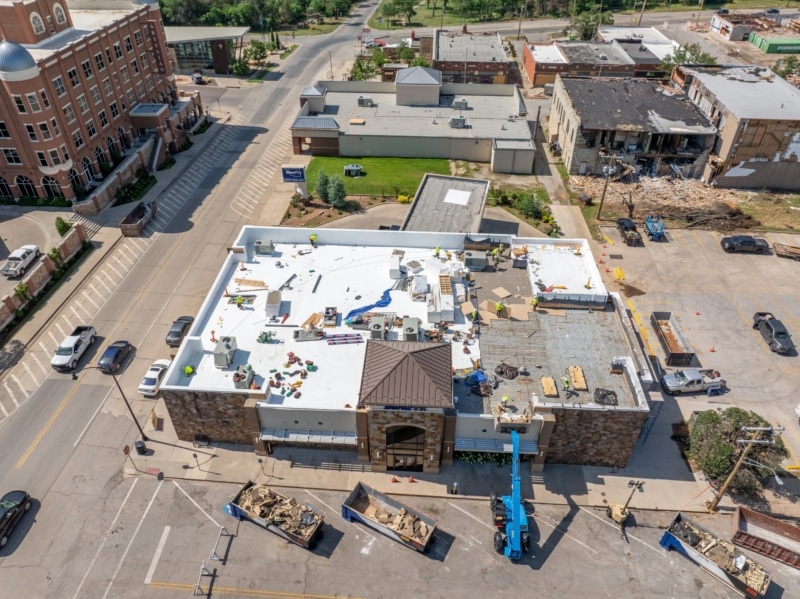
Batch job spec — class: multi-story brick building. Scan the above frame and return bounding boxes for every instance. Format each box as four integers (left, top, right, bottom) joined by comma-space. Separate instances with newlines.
0, 0, 202, 202
432, 29, 508, 84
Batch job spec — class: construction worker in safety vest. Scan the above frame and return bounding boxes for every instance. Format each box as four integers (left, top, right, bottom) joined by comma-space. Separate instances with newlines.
531, 297, 539, 311
491, 247, 500, 266
309, 233, 318, 248
495, 302, 504, 317
235, 295, 245, 310
561, 376, 571, 394
184, 365, 194, 376
434, 246, 441, 258
471, 309, 478, 322
502, 395, 511, 405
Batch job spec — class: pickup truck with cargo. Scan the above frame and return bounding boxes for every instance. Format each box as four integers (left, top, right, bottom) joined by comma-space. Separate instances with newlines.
341, 481, 437, 552
660, 369, 725, 395
0, 245, 39, 278
753, 312, 795, 354
223, 481, 323, 549
720, 235, 770, 254
50, 326, 96, 371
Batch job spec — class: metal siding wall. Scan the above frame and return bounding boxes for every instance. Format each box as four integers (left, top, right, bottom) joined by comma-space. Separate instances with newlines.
339, 135, 451, 158
716, 162, 800, 191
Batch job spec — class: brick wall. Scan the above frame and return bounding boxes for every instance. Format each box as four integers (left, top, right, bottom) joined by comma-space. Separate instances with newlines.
161, 389, 254, 444
544, 407, 648, 467
0, 224, 87, 330
366, 409, 445, 473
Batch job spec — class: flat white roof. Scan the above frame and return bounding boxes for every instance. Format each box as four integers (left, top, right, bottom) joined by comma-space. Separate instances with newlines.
161, 228, 607, 412
530, 44, 567, 64
597, 26, 670, 44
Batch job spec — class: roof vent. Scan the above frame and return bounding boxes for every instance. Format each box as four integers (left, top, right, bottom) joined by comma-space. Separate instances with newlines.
449, 115, 466, 128
452, 98, 468, 110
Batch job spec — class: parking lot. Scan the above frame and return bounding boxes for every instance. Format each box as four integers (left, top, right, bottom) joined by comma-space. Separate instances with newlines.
6, 478, 797, 599
601, 225, 800, 465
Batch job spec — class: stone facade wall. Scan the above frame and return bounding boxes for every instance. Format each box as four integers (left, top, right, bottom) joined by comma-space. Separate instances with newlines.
544, 407, 648, 467
161, 389, 253, 445
0, 224, 87, 330
366, 409, 445, 473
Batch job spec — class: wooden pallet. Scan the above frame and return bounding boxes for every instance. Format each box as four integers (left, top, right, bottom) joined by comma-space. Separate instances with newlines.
541, 376, 558, 397
568, 366, 588, 391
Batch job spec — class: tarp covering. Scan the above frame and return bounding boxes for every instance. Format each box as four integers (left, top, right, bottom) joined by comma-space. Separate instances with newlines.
344, 289, 393, 321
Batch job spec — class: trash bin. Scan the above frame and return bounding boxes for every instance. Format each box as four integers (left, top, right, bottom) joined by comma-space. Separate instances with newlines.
134, 440, 147, 455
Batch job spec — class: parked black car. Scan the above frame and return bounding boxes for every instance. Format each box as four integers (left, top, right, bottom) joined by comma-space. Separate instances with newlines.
720, 235, 770, 253
97, 340, 133, 373
0, 490, 31, 547
714, 8, 729, 14
753, 312, 795, 354
765, 8, 780, 14
166, 316, 194, 348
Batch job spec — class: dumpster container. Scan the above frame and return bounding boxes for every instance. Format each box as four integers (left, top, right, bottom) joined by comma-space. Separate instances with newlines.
135, 440, 147, 455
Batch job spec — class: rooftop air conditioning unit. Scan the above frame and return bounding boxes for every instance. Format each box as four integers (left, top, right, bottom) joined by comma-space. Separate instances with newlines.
449, 116, 466, 128
452, 98, 468, 110
357, 96, 373, 107
369, 316, 385, 340
214, 336, 237, 369
254, 239, 274, 256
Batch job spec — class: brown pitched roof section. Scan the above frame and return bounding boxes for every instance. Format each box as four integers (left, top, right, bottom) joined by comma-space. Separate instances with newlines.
358, 340, 453, 409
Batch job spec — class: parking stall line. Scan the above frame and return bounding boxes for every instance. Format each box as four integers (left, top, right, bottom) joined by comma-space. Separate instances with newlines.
40, 340, 52, 355
0, 397, 8, 418
71, 304, 90, 322
48, 330, 60, 347
115, 249, 136, 267
55, 320, 67, 337
144, 525, 171, 585
147, 582, 367, 598
447, 501, 495, 531
533, 512, 598, 555
690, 229, 706, 249
579, 507, 662, 555
104, 262, 123, 279
81, 291, 101, 311
21, 362, 38, 387
111, 254, 130, 272
95, 275, 113, 294
9, 375, 27, 401
172, 480, 220, 527
72, 479, 139, 599
29, 354, 47, 376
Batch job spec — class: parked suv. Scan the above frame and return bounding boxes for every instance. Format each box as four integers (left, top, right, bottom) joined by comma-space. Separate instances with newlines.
753, 312, 795, 354
720, 235, 769, 253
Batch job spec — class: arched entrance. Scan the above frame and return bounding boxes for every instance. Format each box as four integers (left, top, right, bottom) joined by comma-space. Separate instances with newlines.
385, 425, 425, 472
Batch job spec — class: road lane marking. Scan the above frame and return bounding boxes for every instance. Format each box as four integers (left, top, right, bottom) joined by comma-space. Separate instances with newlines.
16, 379, 82, 469
102, 480, 163, 599
447, 501, 495, 531
172, 480, 220, 527
73, 387, 112, 447
144, 525, 171, 585
579, 507, 662, 555
72, 478, 138, 599
533, 511, 598, 554
147, 582, 367, 598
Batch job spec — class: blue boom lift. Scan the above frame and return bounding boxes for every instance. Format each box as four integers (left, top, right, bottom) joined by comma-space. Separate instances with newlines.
490, 430, 530, 560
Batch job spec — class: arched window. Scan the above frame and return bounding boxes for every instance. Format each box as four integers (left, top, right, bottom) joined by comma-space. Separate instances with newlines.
53, 4, 67, 25
42, 176, 63, 198
0, 177, 11, 198
95, 146, 105, 165
106, 136, 116, 154
117, 127, 128, 149
16, 176, 37, 198
31, 13, 45, 35
68, 169, 81, 194
81, 157, 94, 183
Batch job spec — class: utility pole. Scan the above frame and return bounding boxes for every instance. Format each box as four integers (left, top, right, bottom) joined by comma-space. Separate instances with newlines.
637, 0, 647, 27
596, 153, 614, 220
707, 426, 783, 513
694, 0, 705, 30
517, 0, 528, 41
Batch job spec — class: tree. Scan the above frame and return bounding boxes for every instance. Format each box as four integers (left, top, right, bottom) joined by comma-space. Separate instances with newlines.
55, 216, 72, 237
659, 43, 717, 73
372, 48, 388, 67
573, 10, 614, 41
352, 57, 379, 81
316, 170, 330, 203
773, 55, 799, 79
688, 407, 788, 495
327, 175, 347, 209
399, 47, 415, 62
410, 56, 431, 68
249, 40, 268, 62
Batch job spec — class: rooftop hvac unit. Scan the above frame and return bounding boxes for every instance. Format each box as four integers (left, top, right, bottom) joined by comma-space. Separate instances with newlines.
254, 239, 274, 256
370, 316, 386, 340
452, 98, 468, 110
449, 116, 466, 128
463, 250, 489, 271
402, 317, 421, 341
232, 364, 254, 389
265, 290, 281, 316
214, 336, 238, 369
357, 96, 373, 107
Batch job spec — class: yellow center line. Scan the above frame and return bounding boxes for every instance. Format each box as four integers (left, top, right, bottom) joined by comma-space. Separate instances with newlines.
16, 379, 82, 469
147, 582, 366, 599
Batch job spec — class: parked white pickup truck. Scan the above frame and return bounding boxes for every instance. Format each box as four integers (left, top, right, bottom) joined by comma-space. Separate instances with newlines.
661, 368, 726, 395
0, 245, 39, 278
51, 326, 96, 371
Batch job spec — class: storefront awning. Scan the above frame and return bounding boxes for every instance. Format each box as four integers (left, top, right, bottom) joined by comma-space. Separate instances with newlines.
455, 438, 538, 454
261, 429, 357, 445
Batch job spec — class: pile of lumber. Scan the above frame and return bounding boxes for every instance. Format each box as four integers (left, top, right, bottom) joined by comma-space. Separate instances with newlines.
375, 506, 429, 541
238, 484, 319, 538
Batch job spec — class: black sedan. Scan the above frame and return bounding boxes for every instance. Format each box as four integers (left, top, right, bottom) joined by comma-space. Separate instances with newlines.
166, 316, 194, 348
97, 340, 133, 373
720, 235, 770, 254
1, 490, 31, 547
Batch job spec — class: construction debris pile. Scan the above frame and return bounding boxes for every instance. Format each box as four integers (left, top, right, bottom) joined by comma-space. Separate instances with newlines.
569, 176, 760, 231
237, 484, 321, 539
374, 506, 430, 542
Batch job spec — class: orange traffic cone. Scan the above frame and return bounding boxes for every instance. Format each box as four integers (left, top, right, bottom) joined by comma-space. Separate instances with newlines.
603, 244, 607, 249
598, 257, 604, 264
408, 475, 415, 483
710, 346, 716, 353
605, 266, 611, 273
696, 311, 701, 316
391, 476, 399, 483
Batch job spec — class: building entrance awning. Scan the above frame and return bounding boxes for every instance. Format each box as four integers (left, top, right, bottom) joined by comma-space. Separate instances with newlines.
455, 438, 538, 454
261, 429, 357, 445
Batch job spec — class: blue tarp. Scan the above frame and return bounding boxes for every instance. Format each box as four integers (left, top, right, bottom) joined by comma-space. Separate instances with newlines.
344, 289, 393, 322
465, 371, 487, 386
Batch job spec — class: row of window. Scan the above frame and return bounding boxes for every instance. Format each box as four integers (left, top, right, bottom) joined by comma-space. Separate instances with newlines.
30, 5, 67, 37
0, 175, 63, 199
2, 127, 128, 172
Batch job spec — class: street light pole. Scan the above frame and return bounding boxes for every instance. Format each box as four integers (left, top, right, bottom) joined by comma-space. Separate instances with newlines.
517, 0, 528, 41
596, 153, 614, 220
86, 366, 148, 441
328, 50, 334, 80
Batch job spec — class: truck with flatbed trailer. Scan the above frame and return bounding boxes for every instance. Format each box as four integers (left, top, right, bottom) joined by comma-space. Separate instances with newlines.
341, 481, 437, 552
223, 481, 324, 549
50, 325, 96, 371
660, 368, 725, 395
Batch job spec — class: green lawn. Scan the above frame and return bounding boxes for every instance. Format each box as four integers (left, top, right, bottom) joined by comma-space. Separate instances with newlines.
305, 157, 451, 197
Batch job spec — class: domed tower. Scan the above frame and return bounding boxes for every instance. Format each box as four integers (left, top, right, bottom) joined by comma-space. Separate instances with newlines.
0, 39, 39, 81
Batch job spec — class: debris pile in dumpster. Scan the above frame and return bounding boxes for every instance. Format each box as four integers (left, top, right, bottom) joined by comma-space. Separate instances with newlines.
238, 484, 320, 539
